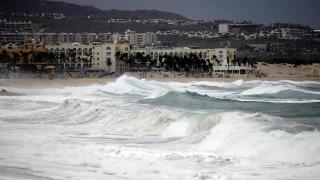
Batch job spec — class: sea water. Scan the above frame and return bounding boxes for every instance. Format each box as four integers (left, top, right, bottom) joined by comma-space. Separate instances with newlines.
0, 75, 319, 180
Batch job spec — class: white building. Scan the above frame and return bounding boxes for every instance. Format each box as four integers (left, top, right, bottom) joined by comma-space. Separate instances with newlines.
46, 40, 116, 71
91, 40, 116, 71
218, 24, 229, 34
121, 30, 157, 47
127, 46, 242, 73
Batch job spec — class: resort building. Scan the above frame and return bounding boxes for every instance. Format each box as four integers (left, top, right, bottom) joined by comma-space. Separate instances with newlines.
1, 39, 252, 75
0, 40, 46, 64
91, 40, 116, 71
46, 39, 116, 71
129, 47, 236, 66
120, 45, 252, 74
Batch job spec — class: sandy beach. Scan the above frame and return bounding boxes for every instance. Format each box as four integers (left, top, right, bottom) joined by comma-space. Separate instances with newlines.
256, 63, 320, 79
0, 63, 319, 91
2, 75, 319, 88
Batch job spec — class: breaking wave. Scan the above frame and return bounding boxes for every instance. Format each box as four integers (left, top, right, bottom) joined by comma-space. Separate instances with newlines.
1, 75, 320, 179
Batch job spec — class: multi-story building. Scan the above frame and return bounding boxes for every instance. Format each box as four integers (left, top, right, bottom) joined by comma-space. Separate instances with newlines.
271, 23, 311, 31
46, 43, 92, 70
218, 23, 263, 35
91, 40, 116, 70
129, 47, 234, 62
218, 24, 229, 34
271, 28, 312, 40
0, 19, 33, 33
0, 40, 46, 64
2, 38, 250, 74
0, 32, 113, 45
46, 39, 116, 71
117, 30, 157, 47
127, 46, 244, 73
229, 23, 264, 34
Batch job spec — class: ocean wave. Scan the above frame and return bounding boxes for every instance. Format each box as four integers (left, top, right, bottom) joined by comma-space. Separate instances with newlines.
196, 111, 320, 163
113, 107, 320, 163
1, 75, 319, 99
240, 83, 320, 96
99, 75, 172, 98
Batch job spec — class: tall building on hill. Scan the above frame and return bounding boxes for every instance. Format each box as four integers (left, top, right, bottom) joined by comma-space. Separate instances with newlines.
0, 19, 33, 33
112, 30, 158, 47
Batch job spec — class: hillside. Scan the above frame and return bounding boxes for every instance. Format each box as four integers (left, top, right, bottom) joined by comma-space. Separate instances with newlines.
0, 0, 188, 20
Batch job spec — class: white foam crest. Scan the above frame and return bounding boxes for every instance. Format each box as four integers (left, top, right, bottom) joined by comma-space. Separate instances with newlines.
105, 108, 182, 135
241, 83, 301, 95
230, 97, 320, 103
240, 81, 320, 96
179, 79, 244, 88
161, 112, 220, 138
0, 83, 127, 104
166, 79, 320, 100
279, 80, 320, 85
101, 75, 172, 98
197, 112, 320, 163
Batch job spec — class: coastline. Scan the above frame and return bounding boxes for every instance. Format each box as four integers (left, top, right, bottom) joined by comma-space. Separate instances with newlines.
1, 74, 319, 96
1, 75, 319, 87
1, 63, 319, 88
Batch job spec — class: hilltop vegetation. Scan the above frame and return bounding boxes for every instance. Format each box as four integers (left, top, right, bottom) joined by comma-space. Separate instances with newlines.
0, 0, 188, 20
0, 0, 197, 32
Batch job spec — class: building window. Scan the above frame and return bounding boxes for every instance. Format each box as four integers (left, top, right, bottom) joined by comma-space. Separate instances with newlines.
97, 52, 99, 55
106, 47, 111, 50
106, 52, 111, 56
97, 57, 99, 60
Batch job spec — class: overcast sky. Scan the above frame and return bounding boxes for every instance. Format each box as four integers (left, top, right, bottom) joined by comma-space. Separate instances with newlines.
58, 0, 320, 28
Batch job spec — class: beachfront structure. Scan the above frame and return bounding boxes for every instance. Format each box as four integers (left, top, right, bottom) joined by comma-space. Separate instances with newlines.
0, 40, 46, 64
1, 40, 252, 75
126, 46, 252, 74
46, 40, 116, 71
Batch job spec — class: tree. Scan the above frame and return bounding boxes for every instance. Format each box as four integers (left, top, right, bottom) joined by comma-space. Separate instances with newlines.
106, 58, 112, 71
12, 52, 20, 65
0, 50, 11, 64
212, 55, 219, 66
22, 52, 29, 64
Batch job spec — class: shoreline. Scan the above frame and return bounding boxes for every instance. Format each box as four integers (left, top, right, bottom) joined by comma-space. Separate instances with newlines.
1, 75, 319, 86
1, 75, 319, 96
1, 63, 319, 85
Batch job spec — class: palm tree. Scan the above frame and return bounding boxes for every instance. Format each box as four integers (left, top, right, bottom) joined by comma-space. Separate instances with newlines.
207, 59, 213, 75
22, 52, 29, 65
60, 52, 67, 69
213, 55, 219, 65
242, 57, 249, 67
12, 52, 20, 65
1, 50, 9, 63
106, 58, 112, 71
